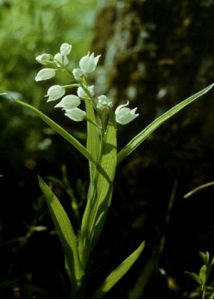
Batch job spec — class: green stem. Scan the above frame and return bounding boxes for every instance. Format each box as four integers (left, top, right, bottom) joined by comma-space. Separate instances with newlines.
202, 285, 206, 299
80, 81, 98, 112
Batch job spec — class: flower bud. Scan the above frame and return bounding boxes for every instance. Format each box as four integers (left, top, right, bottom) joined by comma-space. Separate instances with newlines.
115, 102, 139, 125
97, 95, 113, 110
35, 68, 56, 82
65, 108, 86, 122
77, 85, 95, 98
36, 53, 52, 65
54, 53, 69, 67
60, 43, 72, 56
79, 52, 101, 74
46, 85, 65, 102
55, 95, 80, 110
72, 68, 83, 81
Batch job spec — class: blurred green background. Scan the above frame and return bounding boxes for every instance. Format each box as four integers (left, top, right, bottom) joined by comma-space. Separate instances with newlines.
0, 0, 97, 105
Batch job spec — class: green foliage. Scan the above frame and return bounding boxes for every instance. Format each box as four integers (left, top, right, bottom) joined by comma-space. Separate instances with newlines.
0, 0, 97, 106
79, 112, 117, 267
38, 176, 84, 296
93, 241, 145, 298
15, 99, 92, 162
47, 164, 85, 225
187, 251, 214, 299
117, 83, 214, 164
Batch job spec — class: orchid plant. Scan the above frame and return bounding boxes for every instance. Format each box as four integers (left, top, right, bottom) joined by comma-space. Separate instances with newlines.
14, 42, 213, 298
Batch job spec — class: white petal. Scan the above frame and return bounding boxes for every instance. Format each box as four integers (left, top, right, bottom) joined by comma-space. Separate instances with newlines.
60, 43, 72, 56
97, 95, 113, 110
46, 85, 65, 102
72, 68, 83, 81
65, 108, 86, 122
55, 95, 80, 109
35, 53, 52, 65
77, 85, 94, 98
35, 68, 55, 81
79, 52, 101, 74
115, 102, 139, 125
115, 101, 129, 115
54, 53, 69, 66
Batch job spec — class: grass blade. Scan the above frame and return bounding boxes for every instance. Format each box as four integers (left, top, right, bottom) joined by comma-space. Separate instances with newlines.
15, 99, 92, 162
117, 83, 214, 164
93, 241, 145, 299
38, 176, 84, 296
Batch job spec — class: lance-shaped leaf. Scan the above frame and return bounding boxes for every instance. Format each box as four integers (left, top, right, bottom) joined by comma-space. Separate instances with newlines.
199, 265, 207, 285
77, 83, 100, 179
77, 87, 101, 267
85, 94, 101, 185
38, 176, 84, 296
117, 83, 214, 164
93, 241, 145, 298
15, 99, 92, 162
200, 251, 210, 266
186, 272, 202, 285
15, 100, 110, 182
79, 114, 117, 268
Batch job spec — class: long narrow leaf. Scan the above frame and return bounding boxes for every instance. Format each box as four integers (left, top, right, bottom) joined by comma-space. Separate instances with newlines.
93, 241, 145, 299
83, 100, 101, 237
15, 100, 109, 182
117, 83, 214, 164
88, 117, 117, 247
38, 176, 84, 295
85, 101, 100, 180
15, 99, 92, 162
77, 101, 101, 266
79, 115, 117, 268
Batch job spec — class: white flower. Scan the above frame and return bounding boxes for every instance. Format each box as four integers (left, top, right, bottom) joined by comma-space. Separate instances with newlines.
115, 102, 139, 125
36, 53, 52, 65
54, 53, 69, 67
72, 68, 83, 81
60, 43, 72, 56
77, 85, 95, 98
97, 95, 113, 110
55, 95, 80, 110
46, 85, 65, 102
65, 108, 86, 122
35, 68, 56, 82
79, 52, 101, 74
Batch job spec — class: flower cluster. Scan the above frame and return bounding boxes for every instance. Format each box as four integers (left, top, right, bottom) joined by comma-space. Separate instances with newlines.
35, 43, 139, 125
